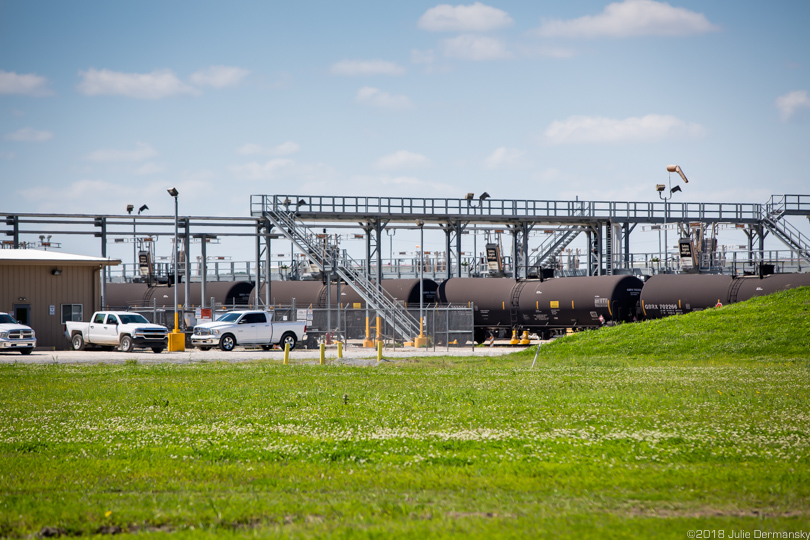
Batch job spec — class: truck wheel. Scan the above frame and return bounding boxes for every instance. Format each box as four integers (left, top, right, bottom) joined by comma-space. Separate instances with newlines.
119, 335, 134, 353
151, 347, 164, 354
71, 334, 86, 351
219, 334, 236, 352
280, 332, 297, 350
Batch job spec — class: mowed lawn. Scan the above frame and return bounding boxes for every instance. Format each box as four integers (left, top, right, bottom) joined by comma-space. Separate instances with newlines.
1, 289, 809, 538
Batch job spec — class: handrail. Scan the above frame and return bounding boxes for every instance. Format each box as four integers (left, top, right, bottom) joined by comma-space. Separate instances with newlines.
251, 194, 766, 223
263, 207, 420, 339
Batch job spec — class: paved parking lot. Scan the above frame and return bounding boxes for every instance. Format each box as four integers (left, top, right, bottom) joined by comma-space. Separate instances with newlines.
0, 344, 528, 365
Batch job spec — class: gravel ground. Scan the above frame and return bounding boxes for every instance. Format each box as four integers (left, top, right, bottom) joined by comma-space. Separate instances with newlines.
0, 344, 530, 365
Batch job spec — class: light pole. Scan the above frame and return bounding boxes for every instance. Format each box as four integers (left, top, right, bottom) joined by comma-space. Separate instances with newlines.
414, 220, 427, 347
657, 165, 689, 272
127, 205, 134, 278
128, 204, 149, 281
167, 188, 184, 351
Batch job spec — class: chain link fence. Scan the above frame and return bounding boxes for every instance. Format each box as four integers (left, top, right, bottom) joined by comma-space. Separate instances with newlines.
292, 304, 474, 352
122, 303, 473, 351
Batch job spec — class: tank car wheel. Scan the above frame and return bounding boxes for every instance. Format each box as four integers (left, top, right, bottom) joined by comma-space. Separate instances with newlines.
197, 346, 211, 351
261, 344, 273, 351
20, 349, 32, 355
219, 334, 236, 352
151, 347, 164, 354
280, 332, 297, 350
71, 334, 86, 351
119, 335, 134, 353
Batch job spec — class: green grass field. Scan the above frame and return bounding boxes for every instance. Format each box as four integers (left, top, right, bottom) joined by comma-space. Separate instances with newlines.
1, 288, 809, 538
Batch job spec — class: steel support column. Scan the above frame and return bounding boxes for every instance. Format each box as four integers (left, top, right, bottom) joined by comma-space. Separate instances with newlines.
182, 218, 190, 312
265, 225, 272, 309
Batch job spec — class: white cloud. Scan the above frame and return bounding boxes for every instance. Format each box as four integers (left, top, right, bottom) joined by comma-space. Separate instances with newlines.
4, 127, 53, 142
231, 159, 338, 182
0, 70, 52, 96
483, 147, 526, 169
236, 141, 301, 156
330, 60, 406, 76
775, 90, 810, 121
18, 178, 216, 215
134, 162, 165, 175
418, 2, 513, 32
521, 45, 578, 59
355, 87, 413, 109
544, 114, 706, 144
411, 49, 437, 65
441, 34, 511, 61
77, 68, 199, 99
536, 0, 720, 38
189, 66, 250, 88
345, 175, 458, 197
374, 150, 432, 170
84, 142, 158, 162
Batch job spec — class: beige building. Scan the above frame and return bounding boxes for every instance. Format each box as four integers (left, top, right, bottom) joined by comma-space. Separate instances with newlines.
0, 250, 120, 350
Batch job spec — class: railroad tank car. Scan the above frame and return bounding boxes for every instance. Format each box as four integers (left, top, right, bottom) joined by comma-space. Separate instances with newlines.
250, 278, 439, 308
516, 275, 643, 331
105, 281, 254, 309
640, 272, 810, 319
438, 275, 643, 340
733, 272, 810, 302
639, 274, 734, 318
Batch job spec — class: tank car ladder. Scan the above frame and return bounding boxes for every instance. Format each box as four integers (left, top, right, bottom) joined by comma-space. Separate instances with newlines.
263, 208, 421, 341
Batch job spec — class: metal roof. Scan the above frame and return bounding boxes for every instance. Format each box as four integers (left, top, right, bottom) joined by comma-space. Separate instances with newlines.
0, 249, 120, 266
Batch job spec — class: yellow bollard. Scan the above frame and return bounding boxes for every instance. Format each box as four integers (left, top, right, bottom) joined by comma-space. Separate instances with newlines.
375, 316, 382, 345
319, 343, 325, 365
338, 341, 343, 359
363, 317, 374, 348
377, 341, 383, 362
413, 317, 427, 347
520, 330, 531, 345
168, 308, 185, 351
283, 342, 290, 365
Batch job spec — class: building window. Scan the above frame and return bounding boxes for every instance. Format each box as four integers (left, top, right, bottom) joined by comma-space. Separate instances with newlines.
61, 304, 83, 324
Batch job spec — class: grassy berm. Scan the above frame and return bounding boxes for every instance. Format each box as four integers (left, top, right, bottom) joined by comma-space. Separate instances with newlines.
0, 288, 808, 539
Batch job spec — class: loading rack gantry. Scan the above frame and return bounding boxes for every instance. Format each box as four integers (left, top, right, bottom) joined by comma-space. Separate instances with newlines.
251, 193, 810, 281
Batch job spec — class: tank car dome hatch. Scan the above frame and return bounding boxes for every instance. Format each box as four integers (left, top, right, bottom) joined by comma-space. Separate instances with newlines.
639, 274, 734, 319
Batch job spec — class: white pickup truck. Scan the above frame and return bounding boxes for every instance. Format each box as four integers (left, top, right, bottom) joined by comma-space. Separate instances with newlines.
0, 312, 36, 354
65, 311, 169, 353
191, 310, 306, 351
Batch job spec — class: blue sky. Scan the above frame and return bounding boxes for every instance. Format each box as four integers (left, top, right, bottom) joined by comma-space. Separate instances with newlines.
1, 0, 809, 261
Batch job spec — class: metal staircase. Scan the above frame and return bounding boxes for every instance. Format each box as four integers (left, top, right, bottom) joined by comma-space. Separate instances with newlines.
527, 226, 586, 276
762, 198, 810, 264
264, 207, 421, 340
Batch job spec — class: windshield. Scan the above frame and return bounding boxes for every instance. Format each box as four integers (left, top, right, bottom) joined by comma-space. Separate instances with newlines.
118, 314, 149, 324
0, 314, 17, 324
216, 313, 241, 322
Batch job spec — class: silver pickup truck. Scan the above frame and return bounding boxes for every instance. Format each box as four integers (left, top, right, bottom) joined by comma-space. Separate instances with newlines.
65, 311, 169, 353
0, 312, 36, 354
191, 310, 306, 351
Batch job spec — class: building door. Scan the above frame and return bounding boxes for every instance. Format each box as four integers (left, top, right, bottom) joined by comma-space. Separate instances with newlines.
13, 304, 30, 326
